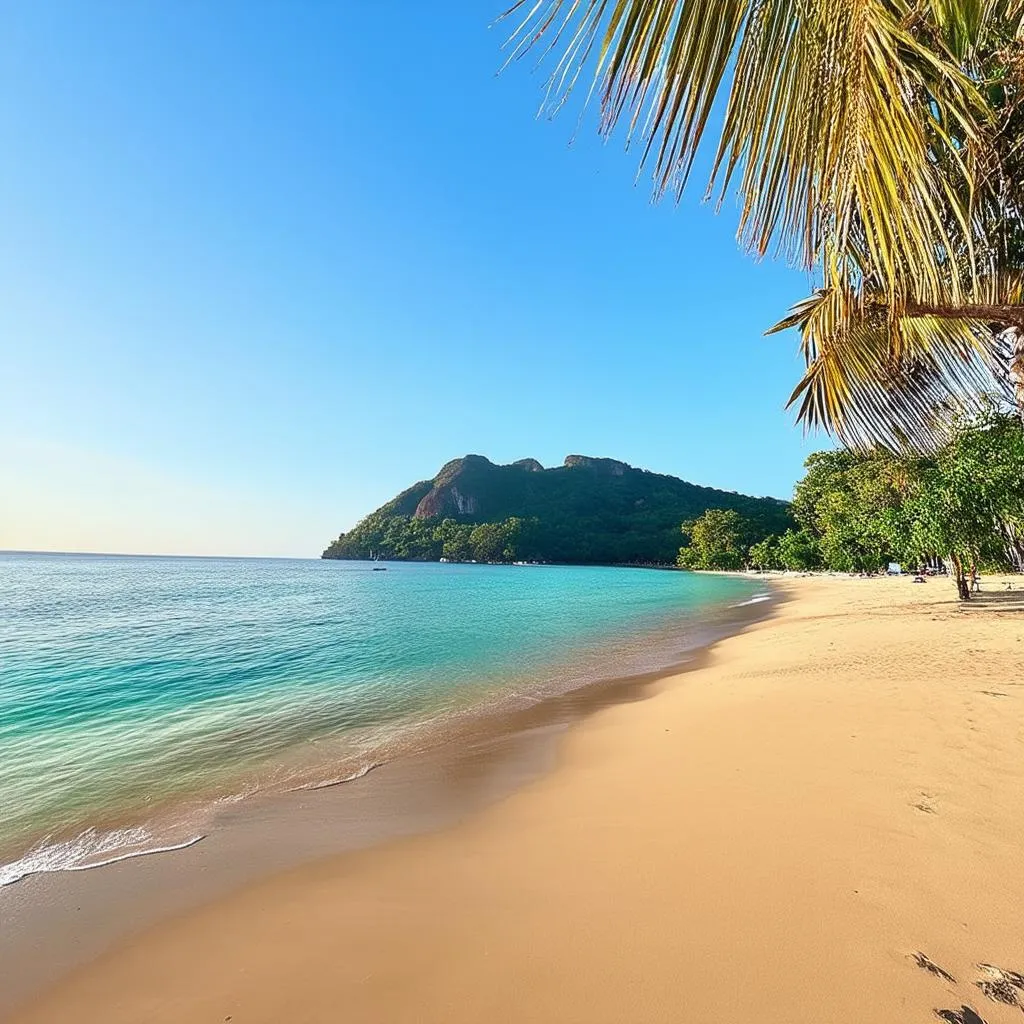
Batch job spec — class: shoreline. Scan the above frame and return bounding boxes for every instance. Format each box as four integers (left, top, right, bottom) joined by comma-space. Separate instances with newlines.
10, 574, 1024, 1023
0, 562, 762, 871
0, 584, 775, 1018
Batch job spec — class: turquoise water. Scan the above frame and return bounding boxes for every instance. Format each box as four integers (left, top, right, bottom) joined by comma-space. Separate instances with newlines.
0, 553, 763, 883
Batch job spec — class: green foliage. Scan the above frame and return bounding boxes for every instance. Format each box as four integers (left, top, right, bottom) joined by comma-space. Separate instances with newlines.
323, 515, 533, 565
678, 508, 826, 573
323, 454, 793, 565
784, 412, 1024, 596
792, 450, 911, 572
469, 518, 524, 563
884, 413, 1024, 596
748, 535, 782, 571
677, 509, 751, 570
776, 529, 823, 572
433, 519, 474, 562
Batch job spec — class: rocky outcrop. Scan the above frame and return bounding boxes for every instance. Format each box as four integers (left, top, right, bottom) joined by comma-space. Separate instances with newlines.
512, 458, 544, 472
563, 455, 630, 476
413, 455, 492, 519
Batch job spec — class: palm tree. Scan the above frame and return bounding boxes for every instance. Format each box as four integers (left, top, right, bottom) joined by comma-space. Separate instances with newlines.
501, 0, 1024, 446
1013, 328, 1024, 410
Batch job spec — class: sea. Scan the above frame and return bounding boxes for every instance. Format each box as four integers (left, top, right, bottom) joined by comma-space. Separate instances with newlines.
0, 552, 767, 888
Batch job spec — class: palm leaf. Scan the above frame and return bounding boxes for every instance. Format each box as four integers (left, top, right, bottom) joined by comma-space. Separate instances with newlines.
774, 284, 1014, 449
501, 0, 1024, 446
501, 0, 988, 303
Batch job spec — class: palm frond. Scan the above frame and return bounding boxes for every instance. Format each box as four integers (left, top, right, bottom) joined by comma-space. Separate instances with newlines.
501, 0, 989, 302
502, 0, 1024, 448
776, 284, 1013, 450
925, 0, 1024, 61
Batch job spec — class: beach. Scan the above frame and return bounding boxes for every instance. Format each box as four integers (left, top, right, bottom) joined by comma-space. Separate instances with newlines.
8, 574, 1024, 1023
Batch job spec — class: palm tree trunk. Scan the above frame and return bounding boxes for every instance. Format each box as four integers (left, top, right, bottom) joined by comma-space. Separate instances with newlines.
950, 552, 971, 601
1009, 327, 1024, 423
906, 302, 1024, 330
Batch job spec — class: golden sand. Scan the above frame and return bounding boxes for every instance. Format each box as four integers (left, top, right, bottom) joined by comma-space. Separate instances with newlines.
11, 575, 1024, 1024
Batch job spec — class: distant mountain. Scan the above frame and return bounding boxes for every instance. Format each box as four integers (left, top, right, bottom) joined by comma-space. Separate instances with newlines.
323, 454, 792, 566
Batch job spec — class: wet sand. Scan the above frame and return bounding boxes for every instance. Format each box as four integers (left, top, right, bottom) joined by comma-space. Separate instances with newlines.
8, 575, 1024, 1023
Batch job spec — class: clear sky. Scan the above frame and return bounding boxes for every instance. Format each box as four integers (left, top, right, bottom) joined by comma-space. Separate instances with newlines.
1, 2, 823, 558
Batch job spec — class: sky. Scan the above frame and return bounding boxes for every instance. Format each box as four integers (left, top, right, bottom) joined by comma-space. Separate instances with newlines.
0, 2, 823, 558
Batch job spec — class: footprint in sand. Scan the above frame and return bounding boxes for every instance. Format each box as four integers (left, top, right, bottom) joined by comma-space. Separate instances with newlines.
918, 958, 1024, 1022
913, 793, 938, 814
934, 1007, 988, 1024
974, 964, 1024, 1009
912, 952, 956, 984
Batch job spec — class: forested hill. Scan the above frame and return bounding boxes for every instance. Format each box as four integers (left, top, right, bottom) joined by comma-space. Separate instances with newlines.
322, 454, 792, 565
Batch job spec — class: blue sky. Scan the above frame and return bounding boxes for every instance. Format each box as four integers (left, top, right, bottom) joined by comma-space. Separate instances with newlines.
1, 2, 822, 557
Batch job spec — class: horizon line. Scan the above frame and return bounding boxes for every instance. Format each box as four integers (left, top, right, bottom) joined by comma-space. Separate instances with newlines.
0, 549, 320, 561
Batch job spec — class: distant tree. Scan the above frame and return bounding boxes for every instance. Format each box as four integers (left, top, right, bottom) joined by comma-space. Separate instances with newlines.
776, 528, 822, 572
500, 517, 526, 562
748, 535, 782, 571
678, 509, 748, 571
469, 519, 523, 563
433, 519, 474, 562
792, 450, 907, 572
381, 518, 410, 560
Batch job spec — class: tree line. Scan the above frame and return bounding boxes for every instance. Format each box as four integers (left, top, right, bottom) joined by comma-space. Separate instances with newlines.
323, 516, 533, 564
678, 413, 1024, 599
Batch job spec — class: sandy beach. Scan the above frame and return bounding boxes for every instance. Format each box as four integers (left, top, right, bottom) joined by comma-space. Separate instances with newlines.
9, 574, 1024, 1024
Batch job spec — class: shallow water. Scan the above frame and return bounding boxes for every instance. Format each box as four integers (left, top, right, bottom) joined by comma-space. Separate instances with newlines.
0, 553, 762, 883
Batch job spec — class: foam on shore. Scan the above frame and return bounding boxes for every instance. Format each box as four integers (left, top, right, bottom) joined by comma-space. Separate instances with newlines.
0, 828, 206, 888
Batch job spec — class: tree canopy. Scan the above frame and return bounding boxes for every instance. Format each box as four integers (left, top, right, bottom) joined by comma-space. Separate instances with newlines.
884, 413, 1024, 595
677, 509, 750, 570
722, 412, 1024, 596
323, 516, 534, 565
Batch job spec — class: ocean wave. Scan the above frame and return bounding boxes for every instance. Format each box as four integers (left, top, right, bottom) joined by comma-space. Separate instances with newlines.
289, 761, 384, 792
0, 827, 205, 888
731, 593, 772, 607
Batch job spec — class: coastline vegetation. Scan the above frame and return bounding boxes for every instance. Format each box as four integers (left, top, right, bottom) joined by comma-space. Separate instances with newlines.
680, 413, 1024, 598
324, 515, 534, 565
